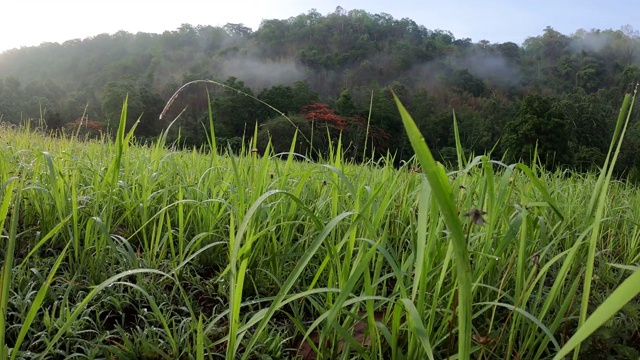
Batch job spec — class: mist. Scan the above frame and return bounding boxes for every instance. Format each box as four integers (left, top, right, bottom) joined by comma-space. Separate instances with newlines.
456, 53, 522, 86
410, 51, 522, 91
218, 56, 306, 90
571, 31, 611, 53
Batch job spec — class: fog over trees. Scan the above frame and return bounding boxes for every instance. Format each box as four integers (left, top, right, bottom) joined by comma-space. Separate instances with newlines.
1, 8, 639, 175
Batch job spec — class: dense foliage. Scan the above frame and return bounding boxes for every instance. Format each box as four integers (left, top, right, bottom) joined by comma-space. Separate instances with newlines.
3, 8, 640, 359
1, 95, 640, 358
1, 8, 639, 173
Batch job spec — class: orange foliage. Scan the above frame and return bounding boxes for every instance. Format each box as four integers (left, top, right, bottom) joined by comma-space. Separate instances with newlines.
301, 102, 346, 130
65, 117, 105, 137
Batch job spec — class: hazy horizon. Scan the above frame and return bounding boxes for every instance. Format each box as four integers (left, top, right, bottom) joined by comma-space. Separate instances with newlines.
1, 0, 638, 54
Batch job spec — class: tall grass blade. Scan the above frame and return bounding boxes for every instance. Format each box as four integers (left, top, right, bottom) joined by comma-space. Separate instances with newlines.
11, 242, 70, 360
108, 96, 129, 186
400, 299, 435, 360
197, 313, 205, 360
38, 269, 175, 357
241, 211, 357, 359
554, 267, 640, 359
0, 178, 18, 359
392, 93, 472, 359
574, 87, 636, 358
205, 88, 217, 158
452, 110, 466, 170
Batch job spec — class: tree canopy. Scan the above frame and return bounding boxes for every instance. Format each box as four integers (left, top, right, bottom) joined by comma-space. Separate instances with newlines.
0, 8, 639, 174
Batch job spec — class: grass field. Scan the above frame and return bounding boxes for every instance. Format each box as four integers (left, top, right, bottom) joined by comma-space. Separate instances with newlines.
1, 90, 640, 360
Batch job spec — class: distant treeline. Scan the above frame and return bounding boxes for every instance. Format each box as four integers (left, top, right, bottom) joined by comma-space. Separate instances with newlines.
0, 8, 639, 174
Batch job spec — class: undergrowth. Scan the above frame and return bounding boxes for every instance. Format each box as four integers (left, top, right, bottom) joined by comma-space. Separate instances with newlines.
0, 85, 639, 359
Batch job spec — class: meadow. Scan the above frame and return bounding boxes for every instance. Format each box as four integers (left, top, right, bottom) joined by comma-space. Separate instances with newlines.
1, 90, 640, 360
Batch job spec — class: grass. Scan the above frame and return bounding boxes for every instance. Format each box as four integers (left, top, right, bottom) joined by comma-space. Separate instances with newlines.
0, 86, 639, 359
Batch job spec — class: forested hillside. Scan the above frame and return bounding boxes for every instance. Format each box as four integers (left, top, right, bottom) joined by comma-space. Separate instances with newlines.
1, 7, 639, 174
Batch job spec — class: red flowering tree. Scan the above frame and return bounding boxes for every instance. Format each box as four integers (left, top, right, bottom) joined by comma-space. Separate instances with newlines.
301, 102, 346, 130
64, 117, 105, 138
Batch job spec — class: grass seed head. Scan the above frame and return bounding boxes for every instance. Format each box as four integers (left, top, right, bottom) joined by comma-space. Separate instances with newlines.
464, 208, 487, 225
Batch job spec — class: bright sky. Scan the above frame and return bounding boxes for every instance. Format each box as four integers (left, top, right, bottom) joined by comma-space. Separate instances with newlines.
1, 0, 637, 53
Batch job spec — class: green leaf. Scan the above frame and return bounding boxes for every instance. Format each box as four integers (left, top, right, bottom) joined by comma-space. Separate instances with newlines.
554, 268, 640, 359
392, 93, 472, 360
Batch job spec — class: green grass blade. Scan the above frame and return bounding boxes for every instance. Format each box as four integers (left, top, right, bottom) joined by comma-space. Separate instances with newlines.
411, 175, 430, 302
0, 178, 18, 359
392, 93, 472, 359
516, 163, 564, 221
205, 88, 218, 158
38, 268, 175, 358
575, 88, 636, 359
553, 268, 640, 359
241, 211, 356, 359
197, 313, 205, 360
11, 242, 70, 360
586, 93, 632, 219
401, 299, 435, 360
477, 301, 560, 351
452, 110, 466, 170
19, 214, 72, 266
108, 95, 129, 186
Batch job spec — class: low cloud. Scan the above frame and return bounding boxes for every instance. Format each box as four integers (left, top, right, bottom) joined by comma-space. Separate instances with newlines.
457, 54, 521, 86
218, 56, 306, 89
411, 52, 522, 89
571, 31, 611, 53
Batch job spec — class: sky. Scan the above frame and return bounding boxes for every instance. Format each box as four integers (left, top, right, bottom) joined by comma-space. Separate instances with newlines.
0, 0, 637, 53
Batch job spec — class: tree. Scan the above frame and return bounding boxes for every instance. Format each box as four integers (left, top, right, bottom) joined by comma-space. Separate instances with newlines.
0, 8, 638, 169
223, 23, 253, 38
291, 81, 319, 111
576, 57, 605, 93
496, 42, 521, 63
211, 77, 260, 139
257, 84, 295, 119
447, 69, 486, 97
335, 88, 357, 116
538, 26, 570, 63
137, 86, 165, 137
101, 80, 144, 131
300, 102, 346, 130
618, 65, 640, 92
45, 111, 65, 130
0, 77, 25, 123
503, 95, 571, 168
256, 115, 326, 157
555, 91, 614, 170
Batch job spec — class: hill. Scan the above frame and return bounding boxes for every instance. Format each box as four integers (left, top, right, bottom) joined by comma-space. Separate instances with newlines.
0, 8, 639, 173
